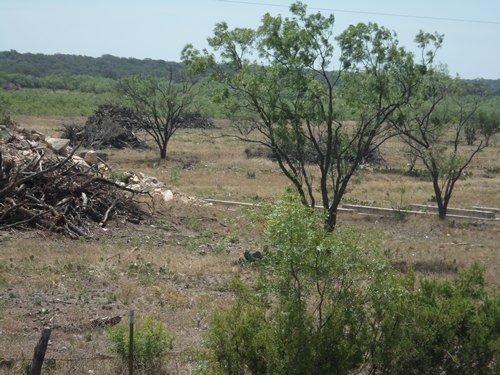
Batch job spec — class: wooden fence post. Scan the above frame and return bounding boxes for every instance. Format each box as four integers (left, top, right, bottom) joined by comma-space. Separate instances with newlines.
129, 309, 134, 375
28, 327, 51, 375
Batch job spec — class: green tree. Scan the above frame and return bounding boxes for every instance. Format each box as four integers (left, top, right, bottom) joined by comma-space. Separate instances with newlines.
183, 2, 439, 230
390, 73, 486, 219
117, 70, 196, 159
476, 107, 499, 146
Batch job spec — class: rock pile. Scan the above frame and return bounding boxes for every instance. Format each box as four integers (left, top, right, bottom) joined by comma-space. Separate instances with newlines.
114, 171, 210, 207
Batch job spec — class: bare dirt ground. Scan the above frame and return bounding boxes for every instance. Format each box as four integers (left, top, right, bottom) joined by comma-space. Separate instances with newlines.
0, 116, 498, 374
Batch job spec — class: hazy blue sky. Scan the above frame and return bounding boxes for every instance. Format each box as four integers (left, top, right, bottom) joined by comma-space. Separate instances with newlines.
1, 0, 499, 79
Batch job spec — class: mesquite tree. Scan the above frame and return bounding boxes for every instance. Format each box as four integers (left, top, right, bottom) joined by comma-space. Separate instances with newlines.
183, 2, 439, 230
117, 71, 195, 160
476, 108, 499, 146
389, 73, 486, 219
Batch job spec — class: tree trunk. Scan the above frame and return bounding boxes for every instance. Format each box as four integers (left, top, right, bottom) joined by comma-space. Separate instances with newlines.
160, 143, 167, 160
431, 176, 447, 219
437, 202, 447, 219
326, 212, 337, 231
326, 198, 342, 231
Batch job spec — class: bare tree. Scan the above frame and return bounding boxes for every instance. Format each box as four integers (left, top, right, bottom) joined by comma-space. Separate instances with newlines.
117, 70, 196, 159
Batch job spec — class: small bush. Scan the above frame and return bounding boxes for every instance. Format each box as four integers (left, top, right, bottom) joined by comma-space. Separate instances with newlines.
170, 168, 181, 184
109, 170, 130, 184
107, 316, 174, 374
246, 170, 256, 179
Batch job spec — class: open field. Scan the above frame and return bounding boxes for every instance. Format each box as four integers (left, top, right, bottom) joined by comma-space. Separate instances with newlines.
0, 116, 498, 373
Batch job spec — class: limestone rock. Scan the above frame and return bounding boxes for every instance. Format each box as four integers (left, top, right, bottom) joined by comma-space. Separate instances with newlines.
45, 137, 70, 154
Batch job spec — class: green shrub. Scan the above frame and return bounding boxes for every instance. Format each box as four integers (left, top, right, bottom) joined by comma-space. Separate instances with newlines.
109, 170, 130, 184
107, 316, 174, 374
204, 192, 499, 374
246, 170, 256, 179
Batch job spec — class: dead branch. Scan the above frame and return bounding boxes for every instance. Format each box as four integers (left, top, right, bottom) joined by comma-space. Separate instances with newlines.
0, 128, 148, 238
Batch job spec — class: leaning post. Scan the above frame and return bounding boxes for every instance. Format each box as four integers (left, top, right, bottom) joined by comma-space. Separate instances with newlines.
28, 327, 51, 375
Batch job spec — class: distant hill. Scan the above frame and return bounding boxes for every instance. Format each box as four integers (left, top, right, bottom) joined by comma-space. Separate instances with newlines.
1, 50, 499, 96
0, 50, 183, 79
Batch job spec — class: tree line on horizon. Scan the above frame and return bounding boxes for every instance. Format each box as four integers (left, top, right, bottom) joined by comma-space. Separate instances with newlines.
1, 49, 500, 96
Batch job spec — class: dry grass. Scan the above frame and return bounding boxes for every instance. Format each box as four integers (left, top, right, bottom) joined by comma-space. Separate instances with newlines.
14, 115, 86, 136
0, 115, 498, 374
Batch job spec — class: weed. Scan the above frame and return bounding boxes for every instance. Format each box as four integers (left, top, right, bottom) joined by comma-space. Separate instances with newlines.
106, 291, 118, 303
180, 238, 198, 252
183, 216, 202, 232
107, 316, 174, 374
109, 170, 130, 184
246, 170, 256, 179
127, 255, 156, 282
387, 186, 410, 222
170, 167, 181, 184
212, 237, 231, 253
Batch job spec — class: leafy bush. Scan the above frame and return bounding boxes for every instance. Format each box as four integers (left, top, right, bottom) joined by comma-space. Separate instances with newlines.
205, 193, 499, 374
107, 316, 174, 374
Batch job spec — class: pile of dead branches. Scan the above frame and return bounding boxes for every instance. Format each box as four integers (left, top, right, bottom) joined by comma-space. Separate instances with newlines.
1, 128, 147, 238
87, 104, 138, 130
62, 104, 148, 149
177, 111, 216, 129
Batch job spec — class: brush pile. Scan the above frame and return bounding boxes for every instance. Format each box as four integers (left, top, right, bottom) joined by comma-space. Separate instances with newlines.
62, 104, 148, 149
0, 127, 147, 238
178, 111, 216, 129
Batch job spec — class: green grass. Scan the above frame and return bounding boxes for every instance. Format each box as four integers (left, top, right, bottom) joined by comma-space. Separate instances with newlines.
4, 85, 226, 118
4, 88, 113, 116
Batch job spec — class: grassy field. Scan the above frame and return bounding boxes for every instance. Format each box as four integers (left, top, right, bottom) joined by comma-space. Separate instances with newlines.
0, 115, 498, 374
4, 90, 112, 117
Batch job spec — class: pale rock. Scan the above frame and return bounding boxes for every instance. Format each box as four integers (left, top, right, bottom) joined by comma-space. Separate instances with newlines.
129, 175, 140, 184
127, 184, 142, 191
71, 155, 91, 168
162, 190, 174, 202
45, 137, 70, 154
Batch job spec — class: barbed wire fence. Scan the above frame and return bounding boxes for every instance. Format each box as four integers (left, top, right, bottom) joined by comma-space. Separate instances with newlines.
0, 309, 204, 375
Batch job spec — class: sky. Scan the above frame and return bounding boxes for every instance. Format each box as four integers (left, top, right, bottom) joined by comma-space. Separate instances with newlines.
1, 0, 499, 79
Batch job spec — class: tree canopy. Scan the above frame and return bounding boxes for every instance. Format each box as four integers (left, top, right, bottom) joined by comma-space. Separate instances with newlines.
183, 1, 442, 230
